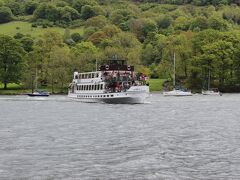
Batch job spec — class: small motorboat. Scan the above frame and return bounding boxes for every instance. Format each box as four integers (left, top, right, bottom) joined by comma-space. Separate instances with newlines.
163, 89, 192, 96
202, 88, 222, 96
27, 90, 50, 97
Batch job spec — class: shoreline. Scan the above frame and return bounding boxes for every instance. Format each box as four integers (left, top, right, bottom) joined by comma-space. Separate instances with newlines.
1, 91, 240, 96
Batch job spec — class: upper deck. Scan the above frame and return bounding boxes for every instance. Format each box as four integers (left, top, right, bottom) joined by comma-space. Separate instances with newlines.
98, 60, 134, 71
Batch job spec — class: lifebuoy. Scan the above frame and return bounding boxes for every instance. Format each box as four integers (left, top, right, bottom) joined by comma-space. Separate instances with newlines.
105, 65, 109, 70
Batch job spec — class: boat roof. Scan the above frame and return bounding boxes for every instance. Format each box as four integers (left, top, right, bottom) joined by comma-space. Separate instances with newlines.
99, 59, 134, 71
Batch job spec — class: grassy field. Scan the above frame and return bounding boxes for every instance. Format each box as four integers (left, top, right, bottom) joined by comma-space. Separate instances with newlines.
0, 83, 22, 89
149, 79, 164, 92
0, 21, 84, 37
0, 83, 64, 95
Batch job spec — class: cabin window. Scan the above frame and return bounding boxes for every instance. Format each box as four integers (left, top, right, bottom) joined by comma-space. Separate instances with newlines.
96, 73, 99, 78
94, 85, 97, 90
91, 85, 94, 90
100, 84, 103, 90
97, 84, 100, 90
92, 73, 94, 78
88, 74, 91, 78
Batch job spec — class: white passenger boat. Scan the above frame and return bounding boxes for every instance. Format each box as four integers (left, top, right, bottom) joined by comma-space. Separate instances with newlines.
68, 60, 150, 104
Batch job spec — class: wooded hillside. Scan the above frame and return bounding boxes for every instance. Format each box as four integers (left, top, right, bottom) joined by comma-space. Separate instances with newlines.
0, 0, 240, 92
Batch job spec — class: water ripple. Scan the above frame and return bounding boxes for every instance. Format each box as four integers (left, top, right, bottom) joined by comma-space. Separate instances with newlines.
0, 94, 240, 179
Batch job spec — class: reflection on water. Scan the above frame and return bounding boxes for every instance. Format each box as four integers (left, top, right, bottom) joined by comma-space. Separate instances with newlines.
0, 94, 240, 179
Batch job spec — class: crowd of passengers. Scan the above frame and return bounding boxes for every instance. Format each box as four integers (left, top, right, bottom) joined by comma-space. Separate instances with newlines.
102, 71, 148, 93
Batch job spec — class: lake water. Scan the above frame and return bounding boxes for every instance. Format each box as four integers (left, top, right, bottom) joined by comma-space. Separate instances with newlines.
0, 94, 240, 179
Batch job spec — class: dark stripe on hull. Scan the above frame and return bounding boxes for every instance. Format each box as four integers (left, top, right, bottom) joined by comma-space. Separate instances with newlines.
101, 97, 143, 104
27, 94, 49, 97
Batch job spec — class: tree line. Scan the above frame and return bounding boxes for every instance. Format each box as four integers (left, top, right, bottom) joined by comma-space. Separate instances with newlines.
1, 0, 240, 92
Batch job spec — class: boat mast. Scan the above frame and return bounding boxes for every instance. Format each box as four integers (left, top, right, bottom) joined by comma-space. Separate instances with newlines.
95, 59, 98, 71
31, 74, 34, 94
208, 69, 211, 90
173, 52, 176, 88
35, 68, 38, 90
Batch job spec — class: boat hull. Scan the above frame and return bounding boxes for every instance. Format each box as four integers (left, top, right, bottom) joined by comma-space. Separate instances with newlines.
202, 90, 222, 96
163, 90, 192, 96
68, 93, 147, 104
68, 86, 149, 104
27, 94, 49, 97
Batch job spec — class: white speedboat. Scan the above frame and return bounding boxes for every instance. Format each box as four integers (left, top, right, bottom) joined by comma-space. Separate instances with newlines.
163, 89, 192, 96
68, 60, 150, 104
202, 89, 222, 96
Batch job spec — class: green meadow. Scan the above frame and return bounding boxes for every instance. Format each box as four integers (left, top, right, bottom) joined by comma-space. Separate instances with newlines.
149, 79, 164, 92
0, 21, 84, 37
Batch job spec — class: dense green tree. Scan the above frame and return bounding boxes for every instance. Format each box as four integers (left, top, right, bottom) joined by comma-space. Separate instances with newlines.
81, 5, 96, 20
34, 3, 60, 22
84, 15, 108, 29
71, 32, 82, 43
201, 40, 234, 88
0, 6, 13, 23
88, 31, 107, 45
20, 37, 34, 52
31, 31, 63, 86
70, 41, 99, 72
48, 46, 71, 93
156, 15, 173, 29
24, 0, 38, 15
5, 1, 23, 16
208, 15, 229, 31
0, 35, 25, 89
58, 6, 80, 23
72, 0, 98, 13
